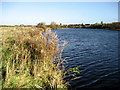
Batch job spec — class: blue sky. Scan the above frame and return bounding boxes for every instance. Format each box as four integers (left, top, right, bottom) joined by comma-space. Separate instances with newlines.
1, 2, 118, 25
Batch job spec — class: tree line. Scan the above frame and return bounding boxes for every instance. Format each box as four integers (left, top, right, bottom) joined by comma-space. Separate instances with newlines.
36, 21, 120, 31
1, 21, 120, 31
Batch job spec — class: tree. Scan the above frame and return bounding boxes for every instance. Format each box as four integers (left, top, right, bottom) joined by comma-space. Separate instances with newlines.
60, 23, 62, 25
101, 21, 103, 25
51, 21, 56, 26
50, 21, 59, 29
36, 22, 46, 30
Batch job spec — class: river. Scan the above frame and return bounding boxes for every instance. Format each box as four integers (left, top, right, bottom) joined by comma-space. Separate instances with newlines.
52, 28, 120, 89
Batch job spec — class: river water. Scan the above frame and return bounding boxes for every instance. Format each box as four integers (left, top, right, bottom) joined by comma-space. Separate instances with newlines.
52, 28, 120, 89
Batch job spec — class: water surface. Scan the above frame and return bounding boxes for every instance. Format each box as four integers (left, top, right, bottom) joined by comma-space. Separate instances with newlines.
52, 28, 120, 89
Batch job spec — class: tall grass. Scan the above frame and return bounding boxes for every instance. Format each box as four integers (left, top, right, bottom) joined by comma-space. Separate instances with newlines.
1, 27, 68, 89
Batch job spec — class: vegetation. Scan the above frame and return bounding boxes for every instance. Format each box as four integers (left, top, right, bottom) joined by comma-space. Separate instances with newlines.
1, 21, 119, 31
36, 22, 61, 30
65, 22, 120, 31
83, 22, 120, 30
1, 21, 118, 89
49, 22, 61, 30
36, 22, 47, 30
1, 27, 69, 89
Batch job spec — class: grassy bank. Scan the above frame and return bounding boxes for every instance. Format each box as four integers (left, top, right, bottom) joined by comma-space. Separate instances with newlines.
1, 27, 68, 89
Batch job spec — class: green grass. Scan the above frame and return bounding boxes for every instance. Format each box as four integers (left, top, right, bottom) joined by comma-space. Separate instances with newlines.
1, 27, 68, 89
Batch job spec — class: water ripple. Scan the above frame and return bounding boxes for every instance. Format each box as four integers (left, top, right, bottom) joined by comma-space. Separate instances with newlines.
52, 29, 120, 88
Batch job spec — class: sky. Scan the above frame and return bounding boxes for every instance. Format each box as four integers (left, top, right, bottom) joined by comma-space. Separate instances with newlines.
0, 2, 118, 25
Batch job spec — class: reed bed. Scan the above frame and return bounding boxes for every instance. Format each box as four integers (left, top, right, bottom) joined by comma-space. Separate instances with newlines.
1, 27, 68, 89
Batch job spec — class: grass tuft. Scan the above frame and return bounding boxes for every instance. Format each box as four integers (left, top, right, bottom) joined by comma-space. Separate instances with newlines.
1, 27, 68, 89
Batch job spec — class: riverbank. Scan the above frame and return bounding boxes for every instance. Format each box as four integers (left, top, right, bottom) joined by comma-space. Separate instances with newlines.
1, 22, 120, 31
1, 27, 68, 89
